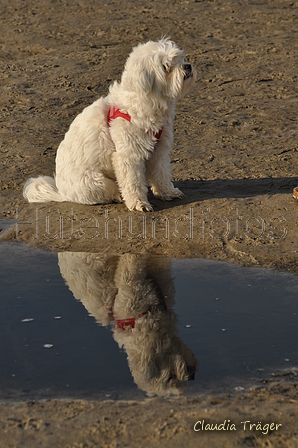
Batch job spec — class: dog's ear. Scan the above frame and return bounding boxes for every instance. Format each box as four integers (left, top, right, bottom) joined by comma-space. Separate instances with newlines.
142, 52, 169, 94
122, 51, 153, 95
130, 52, 170, 95
135, 57, 155, 94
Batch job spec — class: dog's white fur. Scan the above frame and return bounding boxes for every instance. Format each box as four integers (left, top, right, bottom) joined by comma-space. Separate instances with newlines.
23, 39, 196, 211
58, 252, 198, 396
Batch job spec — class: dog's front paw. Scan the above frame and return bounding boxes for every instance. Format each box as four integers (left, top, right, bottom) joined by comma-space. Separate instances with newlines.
153, 187, 185, 201
133, 200, 153, 212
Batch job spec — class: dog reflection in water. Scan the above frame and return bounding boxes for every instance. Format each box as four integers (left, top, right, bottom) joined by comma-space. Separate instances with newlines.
58, 253, 198, 396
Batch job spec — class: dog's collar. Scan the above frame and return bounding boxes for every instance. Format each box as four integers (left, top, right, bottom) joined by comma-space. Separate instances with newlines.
107, 106, 163, 141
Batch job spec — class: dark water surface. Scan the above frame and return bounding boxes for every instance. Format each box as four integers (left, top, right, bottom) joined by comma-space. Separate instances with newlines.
0, 240, 297, 401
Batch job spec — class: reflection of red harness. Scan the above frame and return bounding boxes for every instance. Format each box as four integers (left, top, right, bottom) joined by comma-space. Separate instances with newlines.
111, 283, 168, 330
107, 106, 163, 142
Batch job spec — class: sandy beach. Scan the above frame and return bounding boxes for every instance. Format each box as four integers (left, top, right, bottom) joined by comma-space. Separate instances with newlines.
1, 0, 298, 446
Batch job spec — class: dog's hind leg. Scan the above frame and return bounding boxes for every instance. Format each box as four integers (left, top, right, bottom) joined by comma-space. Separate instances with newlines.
71, 170, 122, 205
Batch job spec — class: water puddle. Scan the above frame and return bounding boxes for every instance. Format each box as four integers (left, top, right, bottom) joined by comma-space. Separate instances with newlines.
0, 241, 297, 401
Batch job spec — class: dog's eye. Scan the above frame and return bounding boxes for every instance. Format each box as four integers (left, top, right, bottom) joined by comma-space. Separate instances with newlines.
162, 63, 171, 73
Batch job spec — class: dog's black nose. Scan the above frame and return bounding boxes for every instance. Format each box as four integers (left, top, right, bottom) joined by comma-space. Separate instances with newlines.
183, 64, 192, 78
187, 365, 196, 381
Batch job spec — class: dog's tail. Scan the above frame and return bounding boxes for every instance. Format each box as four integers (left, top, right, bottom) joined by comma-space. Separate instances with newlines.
23, 176, 64, 203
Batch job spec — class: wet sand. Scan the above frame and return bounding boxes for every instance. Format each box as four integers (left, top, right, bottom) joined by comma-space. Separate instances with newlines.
1, 0, 298, 446
1, 381, 298, 448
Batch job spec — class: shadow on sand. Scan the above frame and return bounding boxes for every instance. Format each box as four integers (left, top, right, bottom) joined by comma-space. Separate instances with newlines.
150, 176, 298, 210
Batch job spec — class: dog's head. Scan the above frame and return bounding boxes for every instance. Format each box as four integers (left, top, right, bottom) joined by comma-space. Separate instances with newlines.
121, 38, 196, 100
121, 326, 199, 396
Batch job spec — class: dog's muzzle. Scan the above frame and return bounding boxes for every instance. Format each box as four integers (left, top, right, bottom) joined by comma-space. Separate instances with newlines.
186, 365, 196, 381
183, 63, 193, 80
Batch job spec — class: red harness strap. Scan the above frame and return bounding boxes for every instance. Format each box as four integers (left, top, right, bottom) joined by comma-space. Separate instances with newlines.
154, 128, 163, 141
112, 283, 168, 330
114, 317, 136, 330
107, 106, 131, 124
107, 106, 163, 142
114, 301, 168, 330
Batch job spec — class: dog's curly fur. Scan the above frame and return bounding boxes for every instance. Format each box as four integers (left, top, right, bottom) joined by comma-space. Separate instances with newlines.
58, 252, 198, 396
23, 38, 196, 211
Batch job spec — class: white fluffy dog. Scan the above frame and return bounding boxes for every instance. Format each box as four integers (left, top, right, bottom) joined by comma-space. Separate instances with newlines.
58, 252, 198, 396
23, 38, 196, 211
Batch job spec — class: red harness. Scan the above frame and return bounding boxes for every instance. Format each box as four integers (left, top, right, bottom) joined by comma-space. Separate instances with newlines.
113, 301, 168, 330
107, 106, 163, 141
110, 282, 168, 330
